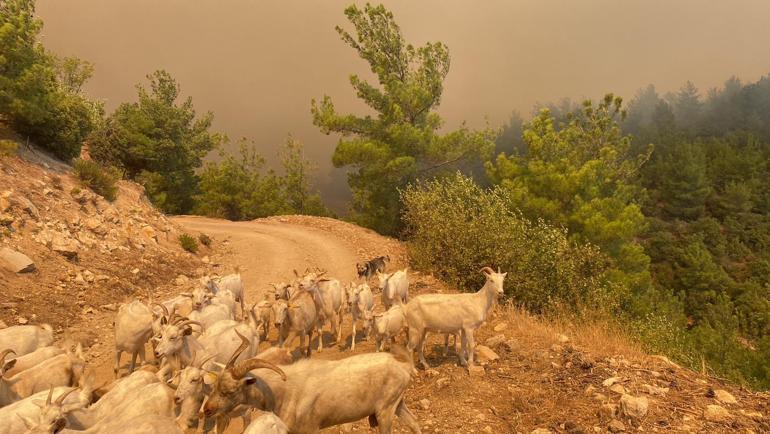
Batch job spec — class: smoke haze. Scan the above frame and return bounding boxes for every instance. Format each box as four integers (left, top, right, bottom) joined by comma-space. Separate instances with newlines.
36, 0, 770, 211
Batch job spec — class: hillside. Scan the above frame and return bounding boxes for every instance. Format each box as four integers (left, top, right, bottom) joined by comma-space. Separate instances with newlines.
1, 150, 768, 433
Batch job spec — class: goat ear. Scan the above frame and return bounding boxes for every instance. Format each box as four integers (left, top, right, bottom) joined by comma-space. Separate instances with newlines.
242, 377, 258, 386
183, 327, 193, 336
203, 372, 218, 385
3, 359, 17, 372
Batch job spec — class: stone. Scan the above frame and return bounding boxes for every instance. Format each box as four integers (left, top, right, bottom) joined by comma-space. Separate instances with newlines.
531, 429, 552, 434
419, 399, 431, 410
140, 225, 157, 243
584, 385, 597, 396
0, 213, 13, 226
17, 317, 28, 325
74, 273, 87, 286
592, 393, 608, 402
82, 270, 95, 282
482, 426, 493, 434
15, 196, 39, 220
493, 322, 508, 332
201, 256, 210, 264
556, 333, 570, 344
0, 319, 7, 329
175, 275, 190, 286
131, 268, 140, 275
485, 334, 506, 347
643, 384, 669, 396
607, 420, 625, 433
609, 384, 627, 395
0, 247, 36, 273
51, 234, 78, 259
599, 403, 618, 419
468, 365, 485, 377
502, 340, 518, 352
713, 389, 737, 405
620, 394, 649, 419
602, 377, 623, 388
0, 194, 10, 212
740, 410, 763, 420
475, 345, 499, 363
704, 405, 730, 423
435, 377, 450, 388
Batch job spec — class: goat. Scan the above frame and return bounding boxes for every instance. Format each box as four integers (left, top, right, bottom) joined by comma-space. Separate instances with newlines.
1, 345, 85, 406
188, 302, 234, 332
1, 387, 84, 434
204, 273, 245, 319
114, 300, 153, 377
298, 275, 346, 348
405, 267, 506, 369
153, 318, 203, 380
373, 305, 407, 352
378, 269, 409, 309
277, 290, 322, 357
0, 324, 54, 357
203, 336, 421, 434
255, 297, 273, 340
244, 412, 289, 434
4, 346, 64, 377
272, 282, 297, 301
347, 282, 374, 351
357, 255, 390, 280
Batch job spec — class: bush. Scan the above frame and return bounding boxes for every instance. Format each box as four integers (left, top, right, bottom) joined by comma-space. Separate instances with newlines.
198, 233, 212, 247
401, 173, 615, 314
0, 140, 19, 157
179, 233, 198, 253
73, 159, 119, 201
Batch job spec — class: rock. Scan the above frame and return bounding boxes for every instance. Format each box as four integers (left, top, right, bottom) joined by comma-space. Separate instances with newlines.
620, 394, 648, 419
502, 339, 518, 352
51, 234, 78, 259
475, 345, 499, 363
485, 334, 506, 347
131, 268, 140, 275
419, 399, 431, 410
0, 213, 13, 226
609, 384, 627, 395
740, 410, 763, 420
174, 275, 189, 286
140, 225, 157, 243
556, 333, 570, 344
607, 419, 625, 433
713, 389, 737, 405
15, 196, 39, 220
602, 377, 623, 388
468, 365, 485, 377
482, 426, 493, 434
435, 377, 450, 388
592, 393, 608, 402
643, 384, 669, 396
17, 317, 28, 325
0, 194, 10, 212
704, 404, 730, 423
0, 247, 36, 273
531, 429, 552, 434
584, 385, 597, 396
425, 369, 440, 377
82, 270, 95, 282
599, 403, 618, 419
74, 273, 87, 286
493, 322, 508, 332
201, 256, 210, 264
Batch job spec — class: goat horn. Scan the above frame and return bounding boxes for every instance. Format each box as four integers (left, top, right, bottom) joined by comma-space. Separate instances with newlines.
152, 303, 169, 317
45, 385, 54, 406
224, 330, 251, 371
293, 269, 299, 277
479, 267, 494, 275
232, 357, 287, 381
178, 320, 202, 329
196, 353, 217, 369
0, 349, 15, 363
55, 387, 77, 406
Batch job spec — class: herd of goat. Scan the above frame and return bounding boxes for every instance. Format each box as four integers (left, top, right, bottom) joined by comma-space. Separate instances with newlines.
0, 255, 507, 433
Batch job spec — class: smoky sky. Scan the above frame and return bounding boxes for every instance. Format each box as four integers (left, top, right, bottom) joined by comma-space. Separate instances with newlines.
36, 0, 770, 212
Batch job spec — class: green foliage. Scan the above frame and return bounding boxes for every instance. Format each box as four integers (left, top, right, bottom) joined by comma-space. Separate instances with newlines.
0, 139, 19, 156
198, 233, 211, 247
312, 3, 494, 234
0, 0, 102, 160
193, 137, 331, 220
402, 173, 614, 313
178, 233, 198, 253
487, 95, 652, 297
72, 158, 119, 201
89, 70, 222, 214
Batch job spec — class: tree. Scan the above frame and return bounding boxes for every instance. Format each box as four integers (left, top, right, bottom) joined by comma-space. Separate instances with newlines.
89, 70, 222, 214
311, 3, 494, 234
0, 0, 101, 159
670, 81, 702, 136
657, 143, 711, 220
487, 94, 652, 296
279, 136, 331, 216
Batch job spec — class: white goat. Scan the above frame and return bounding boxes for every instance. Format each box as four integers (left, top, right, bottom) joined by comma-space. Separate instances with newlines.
5, 346, 64, 377
188, 302, 234, 332
205, 273, 245, 318
0, 324, 54, 357
347, 282, 374, 351
0, 386, 88, 434
405, 267, 506, 369
276, 290, 322, 357
378, 269, 409, 309
373, 304, 407, 352
1, 345, 85, 406
244, 412, 289, 434
203, 341, 421, 434
114, 300, 153, 376
298, 276, 347, 348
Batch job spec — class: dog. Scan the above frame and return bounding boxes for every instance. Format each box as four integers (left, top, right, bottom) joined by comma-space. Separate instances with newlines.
357, 255, 390, 280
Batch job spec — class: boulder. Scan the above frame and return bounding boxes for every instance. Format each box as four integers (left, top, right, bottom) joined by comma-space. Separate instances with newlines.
485, 334, 506, 347
607, 420, 625, 433
0, 247, 36, 273
599, 403, 618, 419
468, 365, 485, 377
713, 389, 737, 405
620, 394, 648, 419
475, 345, 499, 363
704, 404, 730, 423
140, 225, 157, 243
51, 234, 79, 259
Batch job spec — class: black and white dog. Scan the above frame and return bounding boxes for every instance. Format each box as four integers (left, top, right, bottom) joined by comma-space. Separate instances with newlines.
356, 255, 390, 280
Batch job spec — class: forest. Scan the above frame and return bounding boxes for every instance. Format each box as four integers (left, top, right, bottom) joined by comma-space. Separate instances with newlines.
2, 0, 770, 387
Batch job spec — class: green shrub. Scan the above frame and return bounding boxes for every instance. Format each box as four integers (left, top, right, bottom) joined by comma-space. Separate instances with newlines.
70, 187, 81, 195
179, 233, 198, 253
198, 233, 212, 247
73, 159, 119, 201
0, 140, 19, 157
401, 173, 615, 314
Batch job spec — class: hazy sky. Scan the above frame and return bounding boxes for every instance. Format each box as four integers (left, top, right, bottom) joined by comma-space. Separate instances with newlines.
36, 1, 770, 211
